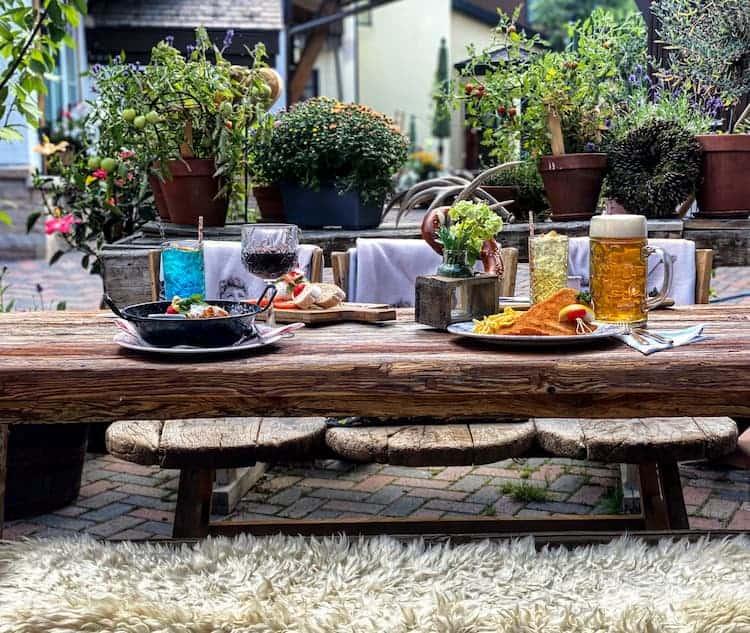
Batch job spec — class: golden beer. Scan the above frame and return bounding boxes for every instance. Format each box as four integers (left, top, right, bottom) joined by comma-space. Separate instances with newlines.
590, 236, 648, 323
589, 215, 672, 325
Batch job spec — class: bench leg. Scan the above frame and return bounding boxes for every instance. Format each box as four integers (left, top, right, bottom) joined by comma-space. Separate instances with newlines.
0, 424, 7, 538
657, 462, 689, 529
638, 462, 689, 530
173, 468, 215, 539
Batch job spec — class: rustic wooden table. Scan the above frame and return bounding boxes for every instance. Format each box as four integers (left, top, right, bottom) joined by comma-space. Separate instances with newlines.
1, 305, 749, 536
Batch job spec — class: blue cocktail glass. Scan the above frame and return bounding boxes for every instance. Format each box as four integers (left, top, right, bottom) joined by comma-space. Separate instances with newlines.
161, 240, 206, 301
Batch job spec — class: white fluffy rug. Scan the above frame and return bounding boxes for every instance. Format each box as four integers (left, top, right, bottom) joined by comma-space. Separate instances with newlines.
2, 535, 750, 632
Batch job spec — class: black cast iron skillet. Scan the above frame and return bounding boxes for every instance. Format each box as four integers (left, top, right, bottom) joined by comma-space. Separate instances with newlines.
104, 285, 277, 348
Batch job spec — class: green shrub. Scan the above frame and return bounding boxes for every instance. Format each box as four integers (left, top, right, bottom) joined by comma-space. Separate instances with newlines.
254, 97, 409, 205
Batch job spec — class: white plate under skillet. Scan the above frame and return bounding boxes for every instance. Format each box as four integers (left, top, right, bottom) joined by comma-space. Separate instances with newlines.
447, 321, 626, 347
113, 323, 303, 356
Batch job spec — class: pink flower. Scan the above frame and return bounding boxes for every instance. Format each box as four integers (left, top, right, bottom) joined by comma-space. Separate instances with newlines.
44, 214, 80, 235
61, 110, 71, 119
120, 149, 135, 159
127, 172, 135, 181
92, 168, 108, 179
115, 178, 125, 186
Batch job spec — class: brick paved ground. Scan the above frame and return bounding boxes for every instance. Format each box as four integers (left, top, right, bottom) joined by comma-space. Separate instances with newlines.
4, 450, 749, 540
1, 257, 749, 540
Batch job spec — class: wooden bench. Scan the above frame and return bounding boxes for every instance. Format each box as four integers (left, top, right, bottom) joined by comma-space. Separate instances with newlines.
106, 417, 327, 537
106, 416, 737, 537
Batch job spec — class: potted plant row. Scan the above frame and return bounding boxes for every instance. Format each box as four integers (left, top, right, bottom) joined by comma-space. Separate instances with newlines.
252, 97, 409, 230
458, 9, 642, 221
460, 2, 749, 221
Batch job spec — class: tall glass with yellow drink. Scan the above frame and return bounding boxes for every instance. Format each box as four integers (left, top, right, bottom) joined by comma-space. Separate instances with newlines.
589, 215, 673, 325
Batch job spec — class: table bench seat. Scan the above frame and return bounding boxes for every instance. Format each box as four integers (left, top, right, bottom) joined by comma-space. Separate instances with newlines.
104, 416, 737, 538
106, 418, 328, 468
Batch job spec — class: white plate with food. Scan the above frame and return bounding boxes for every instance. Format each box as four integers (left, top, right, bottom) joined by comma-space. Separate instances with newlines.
447, 320, 625, 346
448, 288, 626, 347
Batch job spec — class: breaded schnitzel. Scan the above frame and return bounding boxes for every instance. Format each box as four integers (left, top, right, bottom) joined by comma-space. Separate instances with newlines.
503, 288, 596, 336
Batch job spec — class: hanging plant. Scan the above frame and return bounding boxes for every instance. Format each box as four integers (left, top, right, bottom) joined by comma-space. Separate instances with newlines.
603, 120, 702, 218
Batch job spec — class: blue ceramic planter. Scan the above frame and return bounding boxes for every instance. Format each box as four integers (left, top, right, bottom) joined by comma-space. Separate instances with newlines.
280, 184, 383, 229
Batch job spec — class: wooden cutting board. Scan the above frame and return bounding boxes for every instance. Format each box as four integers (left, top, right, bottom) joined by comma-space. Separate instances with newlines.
257, 302, 397, 324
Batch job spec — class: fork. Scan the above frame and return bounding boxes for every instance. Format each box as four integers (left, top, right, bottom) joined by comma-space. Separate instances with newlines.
615, 322, 673, 347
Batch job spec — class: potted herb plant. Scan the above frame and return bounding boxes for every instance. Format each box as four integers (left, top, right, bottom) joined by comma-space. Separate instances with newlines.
254, 97, 409, 229
459, 10, 637, 220
434, 200, 504, 277
653, 0, 750, 218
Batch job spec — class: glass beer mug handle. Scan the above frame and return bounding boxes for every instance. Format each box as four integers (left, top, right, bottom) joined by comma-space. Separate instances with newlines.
644, 246, 674, 311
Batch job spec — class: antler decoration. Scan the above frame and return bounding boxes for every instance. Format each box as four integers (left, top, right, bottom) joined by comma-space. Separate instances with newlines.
394, 162, 523, 275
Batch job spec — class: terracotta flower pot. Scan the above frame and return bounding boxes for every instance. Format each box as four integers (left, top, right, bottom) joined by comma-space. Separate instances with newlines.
538, 153, 608, 221
252, 185, 287, 222
148, 173, 171, 222
160, 158, 228, 227
696, 134, 750, 219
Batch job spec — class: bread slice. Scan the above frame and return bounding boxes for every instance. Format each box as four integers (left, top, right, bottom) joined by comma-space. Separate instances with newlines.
315, 283, 346, 309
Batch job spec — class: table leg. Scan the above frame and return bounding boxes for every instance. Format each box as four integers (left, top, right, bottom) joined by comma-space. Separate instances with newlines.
0, 424, 8, 538
173, 468, 215, 539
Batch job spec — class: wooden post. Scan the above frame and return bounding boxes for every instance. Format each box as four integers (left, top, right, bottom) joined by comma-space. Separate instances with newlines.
173, 468, 215, 539
547, 109, 565, 156
0, 424, 7, 538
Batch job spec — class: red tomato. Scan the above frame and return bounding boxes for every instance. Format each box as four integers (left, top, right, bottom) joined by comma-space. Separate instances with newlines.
166, 305, 178, 314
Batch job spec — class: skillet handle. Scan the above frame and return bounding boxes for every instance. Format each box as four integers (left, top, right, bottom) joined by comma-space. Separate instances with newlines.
254, 283, 278, 314
103, 293, 128, 320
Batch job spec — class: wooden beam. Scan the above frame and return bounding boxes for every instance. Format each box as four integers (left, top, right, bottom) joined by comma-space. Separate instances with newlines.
289, 0, 338, 104
210, 514, 646, 537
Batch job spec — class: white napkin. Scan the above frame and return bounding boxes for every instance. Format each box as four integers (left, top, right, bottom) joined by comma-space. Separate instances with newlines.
350, 238, 487, 306
352, 238, 443, 306
568, 238, 696, 305
617, 324, 707, 355
201, 241, 316, 302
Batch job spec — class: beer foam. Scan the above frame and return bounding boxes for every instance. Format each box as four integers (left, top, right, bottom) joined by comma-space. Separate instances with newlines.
590, 214, 647, 239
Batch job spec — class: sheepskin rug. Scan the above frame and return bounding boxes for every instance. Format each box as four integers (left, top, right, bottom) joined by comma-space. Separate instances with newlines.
2, 534, 750, 632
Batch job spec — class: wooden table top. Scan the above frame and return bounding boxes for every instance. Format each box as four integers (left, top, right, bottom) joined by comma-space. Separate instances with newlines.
1, 306, 749, 423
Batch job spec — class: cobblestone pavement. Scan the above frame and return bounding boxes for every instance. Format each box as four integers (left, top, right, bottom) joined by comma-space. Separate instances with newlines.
4, 450, 749, 540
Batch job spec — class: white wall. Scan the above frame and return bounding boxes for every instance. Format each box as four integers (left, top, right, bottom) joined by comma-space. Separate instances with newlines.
306, 2, 498, 169
358, 0, 451, 154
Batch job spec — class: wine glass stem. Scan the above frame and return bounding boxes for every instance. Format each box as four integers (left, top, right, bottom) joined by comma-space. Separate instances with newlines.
266, 304, 276, 328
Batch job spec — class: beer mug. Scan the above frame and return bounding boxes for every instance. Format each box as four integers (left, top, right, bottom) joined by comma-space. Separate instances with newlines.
589, 215, 673, 325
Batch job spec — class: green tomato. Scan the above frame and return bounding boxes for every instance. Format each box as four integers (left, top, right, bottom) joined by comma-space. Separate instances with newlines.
219, 101, 233, 116
87, 156, 101, 170
100, 157, 117, 172
133, 115, 147, 130
122, 108, 137, 123
145, 111, 160, 125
